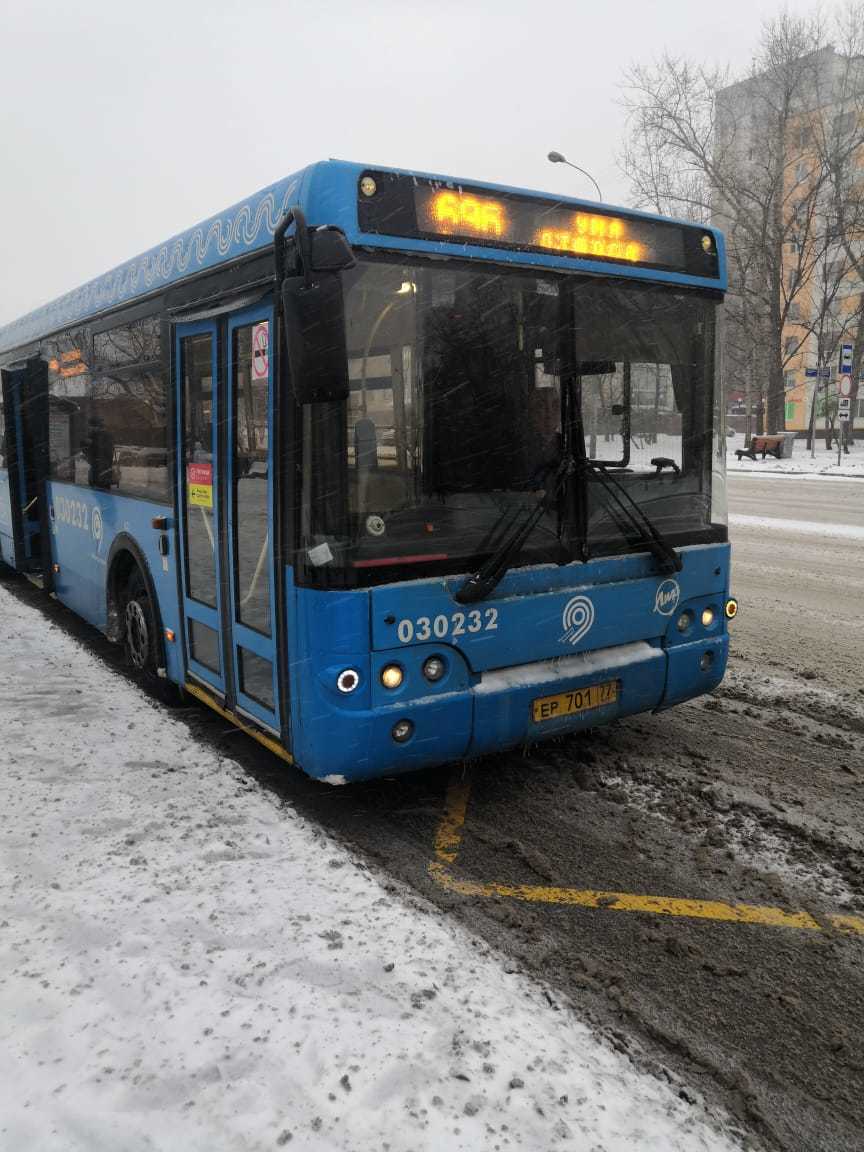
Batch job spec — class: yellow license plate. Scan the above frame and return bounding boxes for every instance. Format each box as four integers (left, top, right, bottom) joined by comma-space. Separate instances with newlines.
532, 679, 619, 723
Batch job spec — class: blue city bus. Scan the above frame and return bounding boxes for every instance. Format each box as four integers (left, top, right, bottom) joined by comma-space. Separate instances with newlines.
0, 160, 735, 782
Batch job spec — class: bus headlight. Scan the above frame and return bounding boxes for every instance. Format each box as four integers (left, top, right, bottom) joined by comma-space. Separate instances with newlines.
422, 656, 446, 682
676, 611, 693, 632
380, 664, 404, 690
701, 607, 715, 628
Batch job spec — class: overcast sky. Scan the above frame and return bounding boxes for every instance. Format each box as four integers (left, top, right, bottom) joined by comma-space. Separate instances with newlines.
0, 0, 811, 326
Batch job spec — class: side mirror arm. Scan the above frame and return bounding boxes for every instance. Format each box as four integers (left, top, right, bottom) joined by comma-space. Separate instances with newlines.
274, 206, 312, 289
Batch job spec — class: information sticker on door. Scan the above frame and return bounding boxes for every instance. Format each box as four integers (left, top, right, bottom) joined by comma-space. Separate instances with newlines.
187, 462, 213, 509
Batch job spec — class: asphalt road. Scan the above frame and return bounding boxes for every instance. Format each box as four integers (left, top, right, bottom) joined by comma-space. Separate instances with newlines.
5, 471, 864, 1152
728, 470, 864, 527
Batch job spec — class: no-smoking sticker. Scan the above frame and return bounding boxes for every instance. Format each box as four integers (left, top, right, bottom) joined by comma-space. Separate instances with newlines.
251, 321, 269, 382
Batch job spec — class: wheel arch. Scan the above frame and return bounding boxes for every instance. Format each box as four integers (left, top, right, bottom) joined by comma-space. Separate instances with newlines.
106, 533, 167, 672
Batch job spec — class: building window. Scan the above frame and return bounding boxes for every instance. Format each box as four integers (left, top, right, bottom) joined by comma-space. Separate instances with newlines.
784, 336, 797, 356
785, 400, 797, 422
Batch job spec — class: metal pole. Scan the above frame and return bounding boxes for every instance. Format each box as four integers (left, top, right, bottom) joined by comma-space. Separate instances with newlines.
547, 152, 603, 202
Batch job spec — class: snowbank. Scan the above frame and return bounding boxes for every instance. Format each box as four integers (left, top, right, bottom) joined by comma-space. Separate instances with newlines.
726, 431, 864, 479
0, 584, 741, 1152
729, 513, 864, 540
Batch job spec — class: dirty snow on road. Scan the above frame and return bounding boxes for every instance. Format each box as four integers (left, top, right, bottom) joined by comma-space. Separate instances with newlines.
0, 584, 744, 1152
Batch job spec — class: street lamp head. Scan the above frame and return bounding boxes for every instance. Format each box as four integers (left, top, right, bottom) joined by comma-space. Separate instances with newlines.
547, 151, 566, 164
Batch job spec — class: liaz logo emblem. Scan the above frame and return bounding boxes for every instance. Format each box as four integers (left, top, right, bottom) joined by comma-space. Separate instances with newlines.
654, 579, 681, 616
559, 595, 595, 646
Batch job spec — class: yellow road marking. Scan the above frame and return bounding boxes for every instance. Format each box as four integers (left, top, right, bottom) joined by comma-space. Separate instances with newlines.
433, 770, 472, 864
428, 771, 864, 937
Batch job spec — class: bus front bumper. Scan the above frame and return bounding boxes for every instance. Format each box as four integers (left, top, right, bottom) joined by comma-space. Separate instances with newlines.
300, 635, 728, 782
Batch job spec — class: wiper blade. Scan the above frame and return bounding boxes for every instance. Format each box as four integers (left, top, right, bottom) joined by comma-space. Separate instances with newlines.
454, 456, 573, 604
581, 460, 682, 575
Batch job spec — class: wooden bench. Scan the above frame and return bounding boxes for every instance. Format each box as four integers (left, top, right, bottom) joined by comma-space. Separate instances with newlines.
735, 434, 785, 461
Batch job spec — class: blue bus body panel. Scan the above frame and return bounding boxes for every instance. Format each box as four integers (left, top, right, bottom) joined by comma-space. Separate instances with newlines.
0, 161, 725, 357
0, 469, 13, 566
47, 482, 183, 684
286, 543, 730, 781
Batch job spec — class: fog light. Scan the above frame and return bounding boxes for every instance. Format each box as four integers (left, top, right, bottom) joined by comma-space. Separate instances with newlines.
701, 607, 715, 628
676, 611, 693, 632
700, 651, 714, 671
391, 719, 414, 743
422, 655, 446, 682
336, 668, 360, 694
380, 663, 404, 690
725, 598, 738, 620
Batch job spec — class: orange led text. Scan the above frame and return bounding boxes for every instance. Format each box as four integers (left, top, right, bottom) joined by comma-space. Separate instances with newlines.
428, 191, 507, 238
536, 213, 644, 262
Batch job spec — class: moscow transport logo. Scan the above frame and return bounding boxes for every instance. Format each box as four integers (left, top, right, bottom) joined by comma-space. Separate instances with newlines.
559, 595, 595, 646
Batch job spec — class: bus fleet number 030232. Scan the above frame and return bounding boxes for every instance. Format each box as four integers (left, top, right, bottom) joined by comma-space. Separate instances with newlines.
397, 608, 498, 644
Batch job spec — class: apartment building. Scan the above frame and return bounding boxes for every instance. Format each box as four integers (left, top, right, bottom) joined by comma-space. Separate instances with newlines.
715, 46, 864, 432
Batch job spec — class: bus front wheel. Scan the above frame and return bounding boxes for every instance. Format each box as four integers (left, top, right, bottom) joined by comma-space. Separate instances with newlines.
124, 570, 155, 672
122, 565, 176, 702
122, 564, 180, 700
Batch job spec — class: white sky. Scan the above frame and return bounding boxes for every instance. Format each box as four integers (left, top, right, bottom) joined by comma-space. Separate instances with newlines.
0, 0, 812, 326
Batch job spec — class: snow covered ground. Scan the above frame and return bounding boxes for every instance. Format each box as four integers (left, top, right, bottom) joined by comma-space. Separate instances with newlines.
0, 584, 743, 1151
726, 431, 864, 479
728, 513, 864, 540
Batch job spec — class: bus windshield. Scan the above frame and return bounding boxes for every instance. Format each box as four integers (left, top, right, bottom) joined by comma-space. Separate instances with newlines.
300, 256, 722, 586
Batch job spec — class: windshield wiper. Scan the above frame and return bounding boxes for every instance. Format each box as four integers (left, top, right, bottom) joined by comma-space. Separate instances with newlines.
454, 455, 574, 604
580, 459, 682, 575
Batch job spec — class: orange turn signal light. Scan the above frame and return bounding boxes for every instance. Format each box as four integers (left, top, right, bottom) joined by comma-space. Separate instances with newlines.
725, 598, 738, 620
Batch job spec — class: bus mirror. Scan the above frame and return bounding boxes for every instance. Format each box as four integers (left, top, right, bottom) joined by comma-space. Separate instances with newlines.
309, 228, 355, 272
281, 274, 350, 404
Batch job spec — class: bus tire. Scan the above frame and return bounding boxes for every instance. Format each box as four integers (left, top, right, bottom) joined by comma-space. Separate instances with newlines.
121, 565, 177, 703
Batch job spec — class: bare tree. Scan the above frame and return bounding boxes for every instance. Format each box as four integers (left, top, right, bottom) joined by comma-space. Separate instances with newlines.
620, 6, 864, 439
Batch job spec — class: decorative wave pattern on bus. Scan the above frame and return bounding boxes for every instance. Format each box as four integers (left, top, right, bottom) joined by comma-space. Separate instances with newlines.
0, 175, 302, 356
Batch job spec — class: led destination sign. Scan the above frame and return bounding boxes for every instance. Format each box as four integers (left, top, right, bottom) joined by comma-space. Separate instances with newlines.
357, 172, 720, 279
419, 189, 648, 263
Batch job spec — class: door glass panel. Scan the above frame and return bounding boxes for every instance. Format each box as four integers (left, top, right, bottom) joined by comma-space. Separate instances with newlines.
189, 619, 221, 673
238, 647, 274, 710
182, 334, 217, 608
233, 322, 271, 634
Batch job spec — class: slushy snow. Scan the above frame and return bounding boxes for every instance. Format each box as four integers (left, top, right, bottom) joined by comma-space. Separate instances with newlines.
0, 583, 742, 1151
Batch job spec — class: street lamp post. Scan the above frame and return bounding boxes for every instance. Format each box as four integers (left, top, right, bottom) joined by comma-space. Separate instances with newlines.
547, 151, 603, 202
